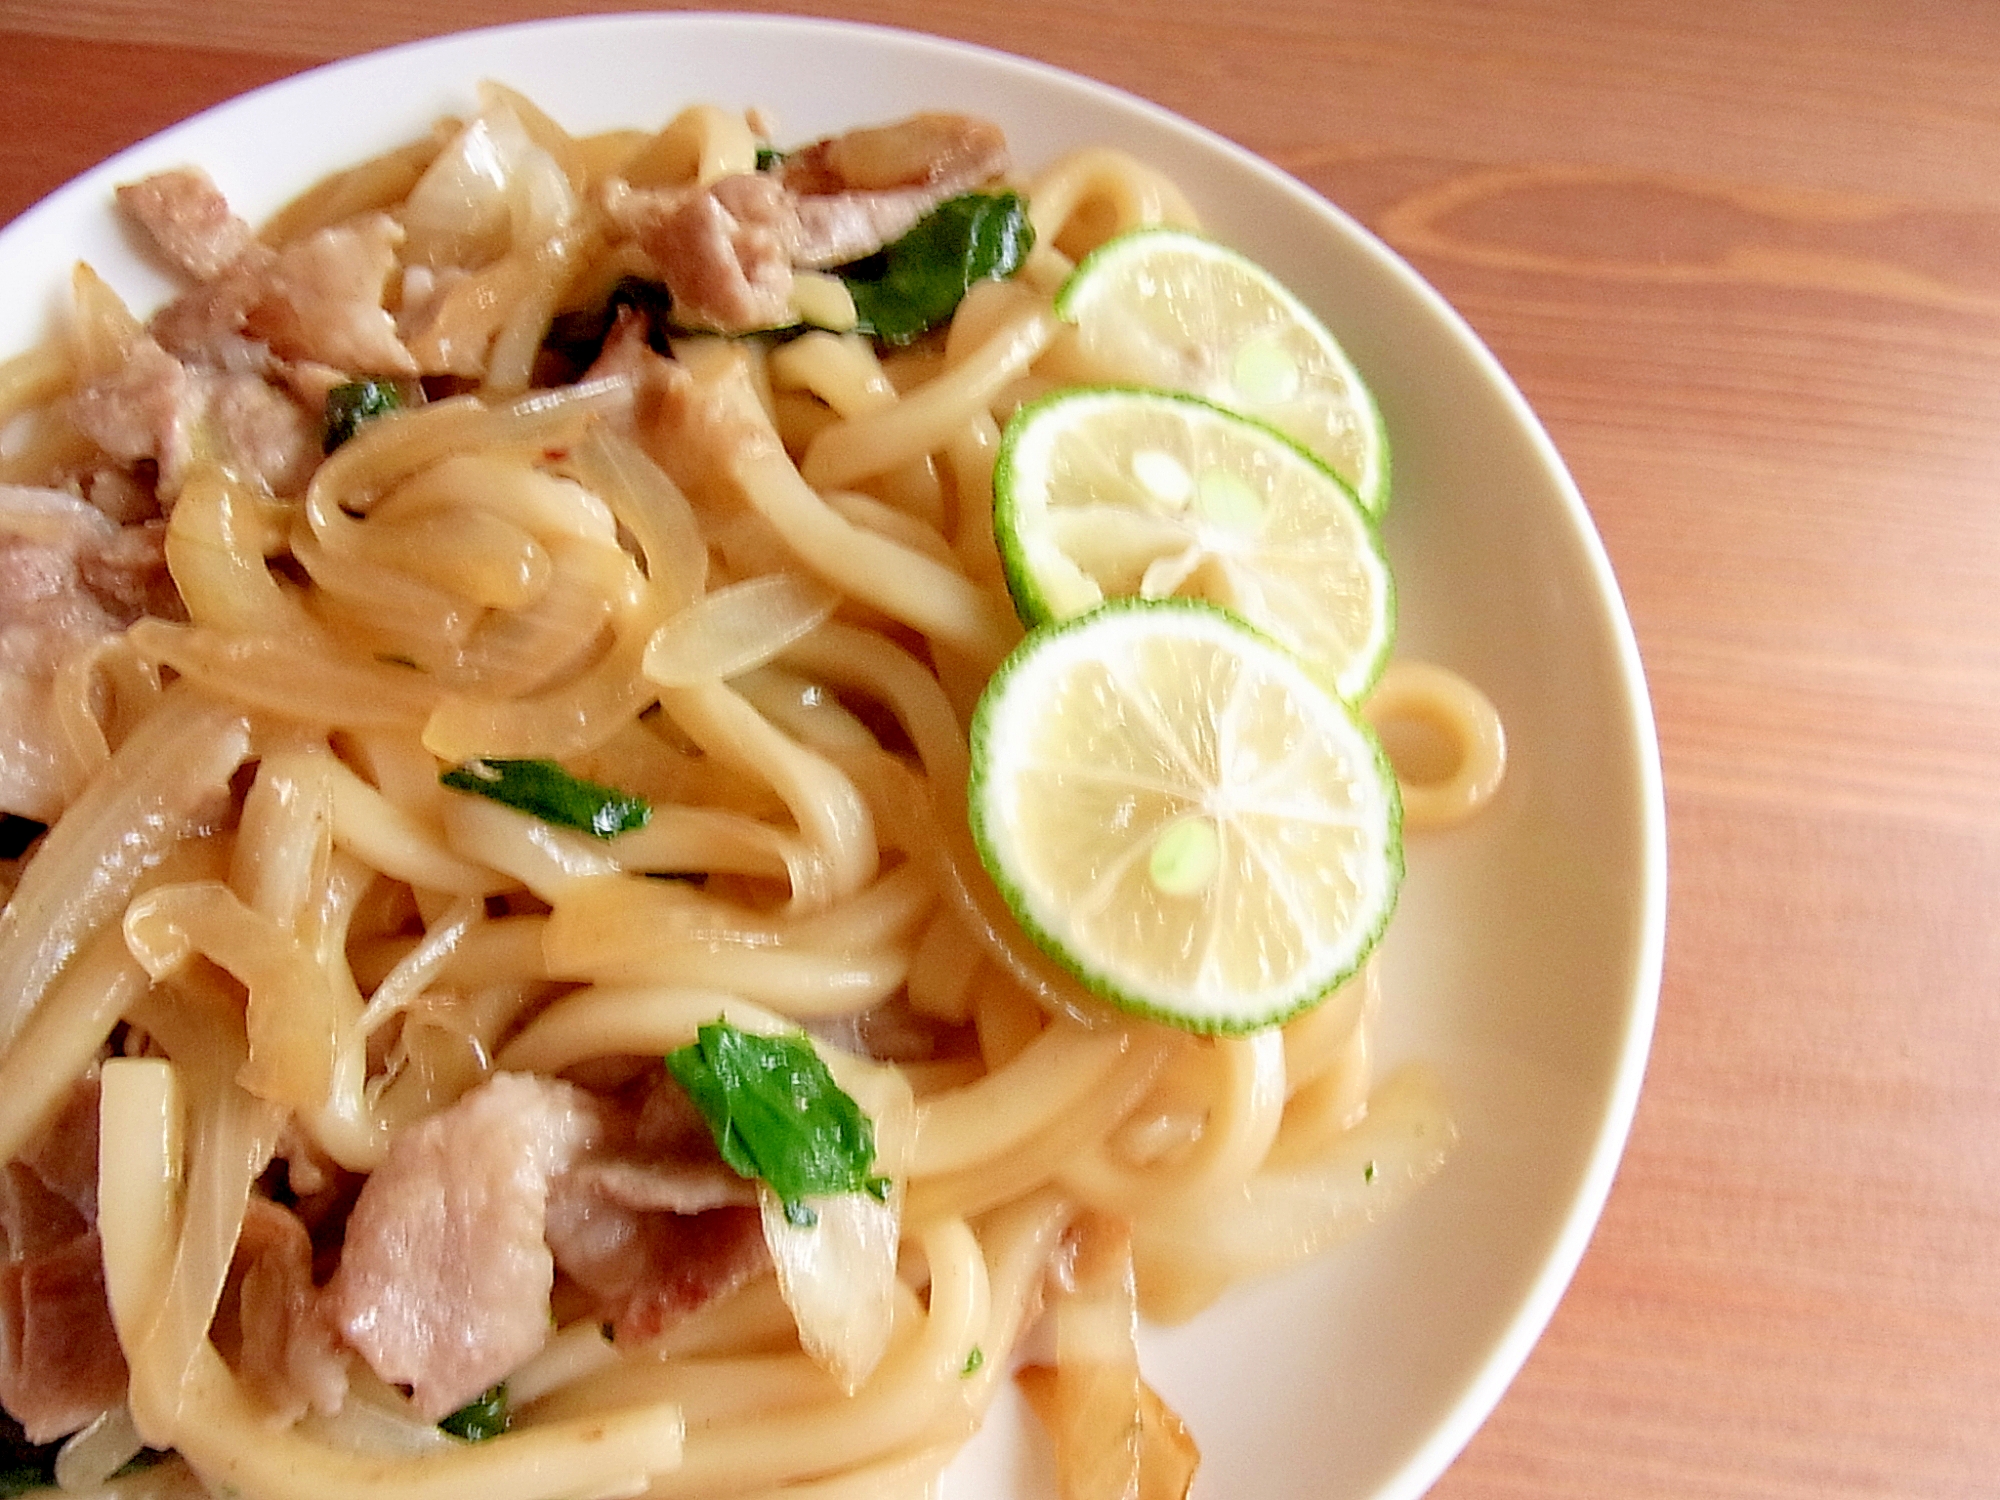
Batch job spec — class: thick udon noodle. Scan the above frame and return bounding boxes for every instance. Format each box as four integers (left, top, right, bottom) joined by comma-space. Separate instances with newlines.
0, 92, 1503, 1500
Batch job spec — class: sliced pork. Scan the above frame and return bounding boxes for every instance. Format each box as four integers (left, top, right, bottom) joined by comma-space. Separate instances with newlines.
324, 1072, 606, 1420
240, 214, 420, 376
543, 1159, 766, 1346
603, 172, 800, 335
117, 167, 256, 283
121, 167, 419, 382
779, 112, 1009, 197
146, 246, 278, 374
546, 1073, 771, 1346
231, 1199, 348, 1422
602, 111, 1010, 333
0, 1235, 127, 1443
95, 168, 417, 510
0, 1077, 126, 1444
69, 333, 319, 501
0, 488, 173, 820
783, 111, 1010, 269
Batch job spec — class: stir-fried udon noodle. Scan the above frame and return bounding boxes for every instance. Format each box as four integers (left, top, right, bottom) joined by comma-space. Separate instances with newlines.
0, 87, 1505, 1499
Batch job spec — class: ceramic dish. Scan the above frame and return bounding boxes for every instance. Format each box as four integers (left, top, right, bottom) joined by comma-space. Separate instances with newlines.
0, 14, 1666, 1497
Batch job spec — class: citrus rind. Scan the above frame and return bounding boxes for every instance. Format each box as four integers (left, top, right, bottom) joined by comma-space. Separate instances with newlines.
967, 598, 1404, 1034
993, 385, 1396, 702
1054, 227, 1391, 516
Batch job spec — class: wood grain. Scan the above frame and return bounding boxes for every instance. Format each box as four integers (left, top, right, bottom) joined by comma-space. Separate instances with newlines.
2, 1, 1996, 1494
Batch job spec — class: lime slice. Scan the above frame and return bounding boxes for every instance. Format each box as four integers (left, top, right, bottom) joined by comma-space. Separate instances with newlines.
995, 387, 1393, 701
968, 599, 1402, 1033
1054, 228, 1390, 516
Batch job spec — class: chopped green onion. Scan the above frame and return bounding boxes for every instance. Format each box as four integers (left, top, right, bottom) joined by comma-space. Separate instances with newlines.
440, 758, 651, 840
438, 1384, 510, 1442
322, 379, 403, 453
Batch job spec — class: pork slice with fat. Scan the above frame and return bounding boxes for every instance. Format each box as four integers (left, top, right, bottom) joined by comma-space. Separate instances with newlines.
0, 1077, 125, 1444
117, 168, 257, 284
324, 1073, 607, 1421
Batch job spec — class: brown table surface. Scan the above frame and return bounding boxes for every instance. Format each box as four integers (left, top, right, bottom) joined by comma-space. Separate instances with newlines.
2, 1, 1995, 1495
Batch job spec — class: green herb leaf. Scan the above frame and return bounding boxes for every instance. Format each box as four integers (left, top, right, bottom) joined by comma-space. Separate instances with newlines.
961, 1346, 985, 1378
755, 144, 787, 171
666, 1021, 886, 1225
322, 379, 404, 453
438, 1383, 510, 1442
841, 191, 1035, 346
440, 758, 651, 839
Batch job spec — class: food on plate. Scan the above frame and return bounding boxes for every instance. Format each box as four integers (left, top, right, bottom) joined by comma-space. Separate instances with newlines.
1053, 227, 1391, 516
968, 599, 1403, 1033
993, 384, 1394, 699
0, 84, 1506, 1500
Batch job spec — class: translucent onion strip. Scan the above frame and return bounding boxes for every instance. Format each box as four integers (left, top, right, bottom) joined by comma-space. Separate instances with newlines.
563, 429, 707, 611
1130, 1063, 1457, 1323
422, 606, 660, 762
0, 924, 146, 1160
0, 689, 249, 1053
165, 463, 312, 635
1042, 1214, 1146, 1499
124, 882, 345, 1114
128, 621, 440, 728
306, 379, 634, 549
643, 573, 840, 688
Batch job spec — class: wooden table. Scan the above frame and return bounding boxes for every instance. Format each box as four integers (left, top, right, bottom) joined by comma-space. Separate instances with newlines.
2, 1, 1995, 1494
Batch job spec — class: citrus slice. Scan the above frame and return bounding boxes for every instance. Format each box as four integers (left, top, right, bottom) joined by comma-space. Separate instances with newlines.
995, 386, 1394, 701
1054, 227, 1390, 515
968, 599, 1402, 1033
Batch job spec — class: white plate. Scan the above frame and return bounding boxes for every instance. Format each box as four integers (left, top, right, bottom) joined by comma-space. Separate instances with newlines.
0, 14, 1666, 1498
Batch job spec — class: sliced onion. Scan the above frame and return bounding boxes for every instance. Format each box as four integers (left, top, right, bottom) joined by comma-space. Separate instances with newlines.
53, 1404, 144, 1491
1131, 1063, 1455, 1323
400, 103, 577, 270
292, 1372, 455, 1458
760, 1185, 899, 1396
760, 1052, 914, 1394
642, 573, 840, 688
